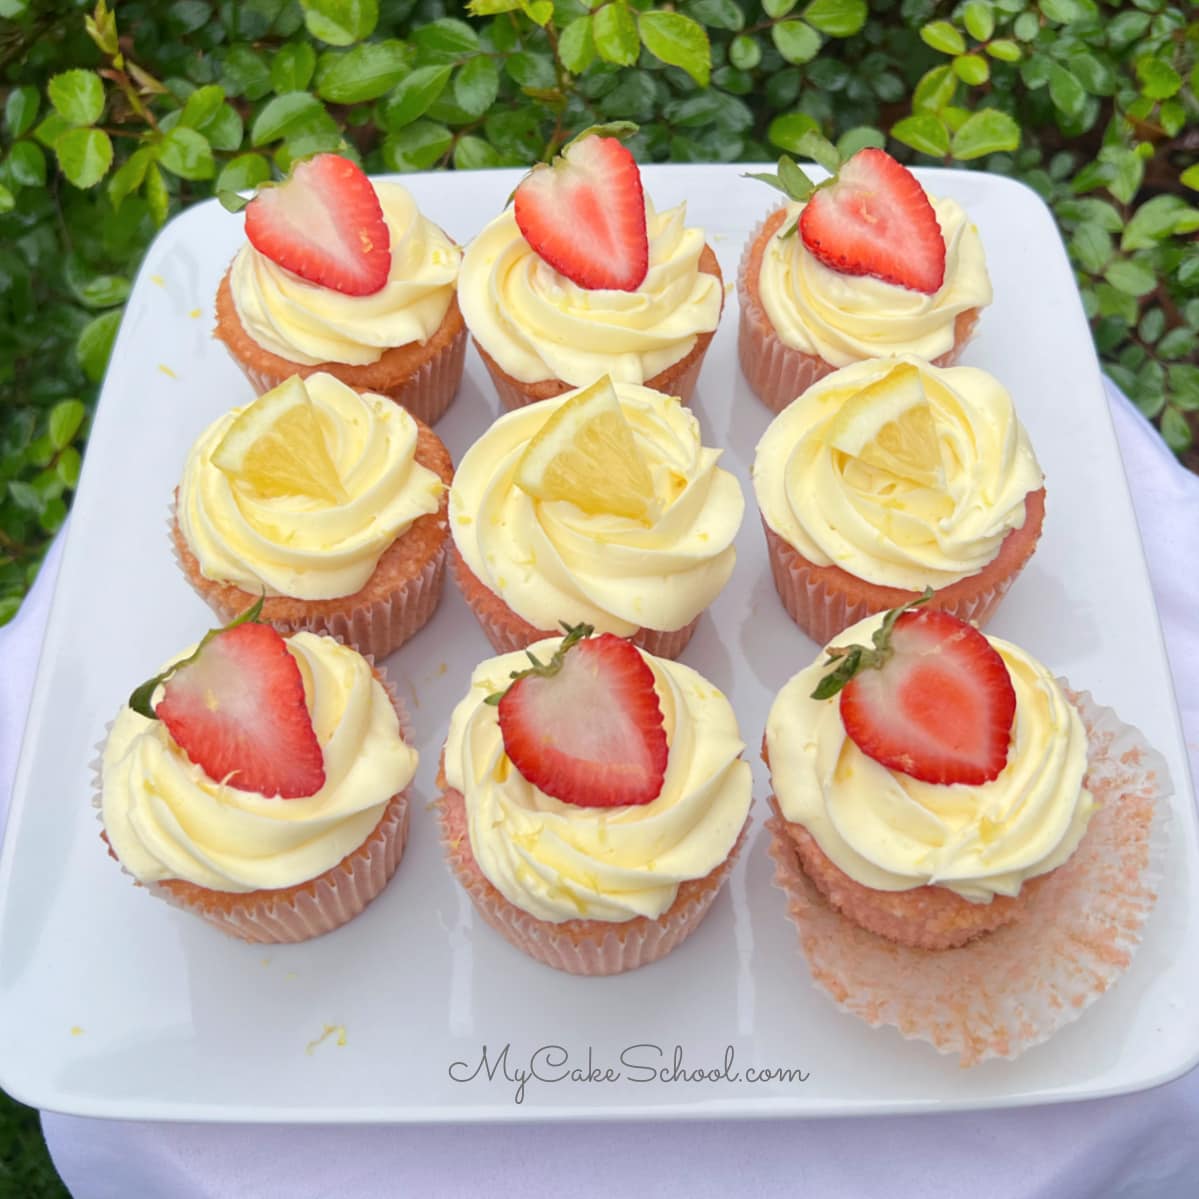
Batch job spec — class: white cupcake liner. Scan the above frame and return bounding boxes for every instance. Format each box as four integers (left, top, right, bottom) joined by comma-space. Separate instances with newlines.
766, 686, 1169, 1066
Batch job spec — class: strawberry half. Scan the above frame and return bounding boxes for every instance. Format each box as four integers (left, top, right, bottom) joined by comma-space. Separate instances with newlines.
813, 598, 1016, 785
799, 148, 946, 294
135, 618, 325, 799
513, 133, 649, 292
490, 625, 667, 807
244, 153, 391, 296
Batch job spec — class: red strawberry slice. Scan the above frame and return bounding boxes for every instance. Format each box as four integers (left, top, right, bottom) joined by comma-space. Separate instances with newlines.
244, 153, 391, 296
513, 135, 649, 292
155, 623, 325, 798
496, 630, 667, 807
799, 148, 946, 294
835, 608, 1016, 785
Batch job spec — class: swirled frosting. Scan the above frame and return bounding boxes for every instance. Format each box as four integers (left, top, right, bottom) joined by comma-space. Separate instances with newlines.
767, 613, 1093, 903
229, 183, 461, 366
178, 373, 444, 600
457, 200, 723, 385
753, 356, 1041, 590
102, 632, 417, 893
445, 639, 752, 922
450, 383, 743, 634
758, 195, 991, 367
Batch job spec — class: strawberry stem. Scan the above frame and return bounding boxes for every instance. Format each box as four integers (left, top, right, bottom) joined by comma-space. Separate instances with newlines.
484, 622, 595, 706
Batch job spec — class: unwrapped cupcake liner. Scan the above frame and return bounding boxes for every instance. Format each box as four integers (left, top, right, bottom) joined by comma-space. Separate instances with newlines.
437, 784, 748, 975
766, 686, 1169, 1066
93, 666, 416, 944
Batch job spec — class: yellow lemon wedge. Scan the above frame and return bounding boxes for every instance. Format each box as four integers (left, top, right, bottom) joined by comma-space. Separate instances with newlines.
212, 376, 348, 504
827, 363, 945, 489
515, 377, 659, 523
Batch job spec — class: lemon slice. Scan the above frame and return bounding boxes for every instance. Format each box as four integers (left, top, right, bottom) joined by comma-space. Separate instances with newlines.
212, 376, 347, 504
515, 377, 658, 523
828, 363, 944, 489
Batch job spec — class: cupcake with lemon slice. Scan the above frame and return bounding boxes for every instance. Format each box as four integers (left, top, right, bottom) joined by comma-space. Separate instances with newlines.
752, 355, 1044, 644
171, 372, 452, 659
449, 376, 744, 659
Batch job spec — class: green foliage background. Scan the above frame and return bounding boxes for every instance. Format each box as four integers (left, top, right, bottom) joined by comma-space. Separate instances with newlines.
0, 0, 1196, 627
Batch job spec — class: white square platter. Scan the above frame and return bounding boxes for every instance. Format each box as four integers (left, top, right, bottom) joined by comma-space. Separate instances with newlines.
1, 164, 1196, 1123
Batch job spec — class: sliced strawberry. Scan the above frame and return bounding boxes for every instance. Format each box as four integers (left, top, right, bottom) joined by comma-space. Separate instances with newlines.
799, 148, 946, 294
513, 134, 649, 292
493, 627, 667, 807
154, 623, 325, 799
244, 153, 391, 296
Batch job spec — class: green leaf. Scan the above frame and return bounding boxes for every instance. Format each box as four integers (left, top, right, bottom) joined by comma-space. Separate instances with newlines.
1169, 365, 1199, 412
685, 0, 744, 32
953, 53, 990, 86
962, 0, 994, 41
506, 51, 557, 90
1160, 100, 1186, 139
56, 447, 82, 490
216, 152, 272, 198
1070, 222, 1112, 273
593, 2, 640, 67
180, 84, 225, 130
1122, 196, 1198, 252
762, 0, 797, 17
252, 93, 323, 144
801, 0, 866, 37
1039, 0, 1078, 22
921, 20, 965, 56
54, 128, 113, 188
1055, 197, 1124, 232
1047, 63, 1086, 119
836, 125, 885, 158
145, 161, 170, 227
300, 0, 378, 46
76, 273, 130, 309
1181, 164, 1199, 194
272, 43, 318, 93
48, 70, 105, 128
950, 108, 1020, 159
521, 0, 554, 26
794, 129, 840, 174
1013, 10, 1038, 40
773, 20, 822, 65
986, 39, 1021, 63
49, 399, 87, 450
453, 56, 500, 117
7, 140, 46, 188
316, 40, 411, 103
1065, 50, 1114, 96
5, 86, 39, 138
8, 481, 43, 516
107, 146, 153, 209
221, 45, 273, 100
453, 135, 501, 170
1158, 328, 1197, 361
1096, 145, 1144, 206
913, 64, 957, 113
382, 120, 452, 171
559, 16, 596, 74
892, 112, 950, 157
76, 309, 122, 383
1160, 406, 1192, 454
768, 111, 820, 153
1104, 259, 1156, 297
157, 126, 214, 180
467, 0, 522, 13
1139, 306, 1165, 345
413, 17, 480, 54
1135, 55, 1181, 100
200, 105, 244, 153
777, 155, 815, 200
638, 12, 710, 86
729, 34, 761, 70
382, 65, 453, 132
1107, 10, 1150, 50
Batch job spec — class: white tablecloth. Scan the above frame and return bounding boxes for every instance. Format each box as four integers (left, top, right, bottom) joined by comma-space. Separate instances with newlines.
3, 381, 1197, 1198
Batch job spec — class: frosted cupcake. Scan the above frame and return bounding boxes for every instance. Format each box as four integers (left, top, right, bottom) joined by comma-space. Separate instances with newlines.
438, 628, 753, 974
214, 153, 466, 425
100, 616, 417, 943
172, 372, 451, 660
449, 377, 744, 659
738, 148, 990, 411
458, 131, 723, 409
752, 356, 1044, 645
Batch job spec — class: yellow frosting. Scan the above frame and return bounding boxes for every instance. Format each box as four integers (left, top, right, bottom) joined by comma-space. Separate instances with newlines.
758, 195, 991, 367
766, 613, 1093, 903
752, 356, 1041, 590
457, 200, 722, 385
444, 638, 752, 922
450, 383, 743, 634
229, 182, 461, 366
101, 632, 417, 893
177, 373, 444, 600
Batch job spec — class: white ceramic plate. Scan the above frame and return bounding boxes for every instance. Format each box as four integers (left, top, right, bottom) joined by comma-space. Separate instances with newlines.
1, 165, 1196, 1123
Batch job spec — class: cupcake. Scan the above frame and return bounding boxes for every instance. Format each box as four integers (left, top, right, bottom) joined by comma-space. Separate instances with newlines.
457, 131, 724, 410
438, 627, 753, 974
449, 376, 744, 659
171, 372, 452, 661
738, 147, 991, 411
752, 355, 1044, 645
99, 615, 417, 943
214, 153, 467, 425
765, 604, 1165, 1063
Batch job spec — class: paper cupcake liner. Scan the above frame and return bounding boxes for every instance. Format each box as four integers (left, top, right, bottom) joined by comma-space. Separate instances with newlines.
736, 209, 980, 413
449, 544, 699, 660
765, 687, 1169, 1066
437, 784, 748, 975
94, 665, 416, 944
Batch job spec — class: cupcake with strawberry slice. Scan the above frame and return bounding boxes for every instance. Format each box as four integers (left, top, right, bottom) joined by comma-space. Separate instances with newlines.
739, 140, 991, 411
99, 603, 417, 943
458, 125, 724, 410
215, 153, 466, 425
439, 626, 753, 974
765, 598, 1167, 1063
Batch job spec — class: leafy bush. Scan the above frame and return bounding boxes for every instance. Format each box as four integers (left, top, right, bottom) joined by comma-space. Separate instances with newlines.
0, 0, 1195, 624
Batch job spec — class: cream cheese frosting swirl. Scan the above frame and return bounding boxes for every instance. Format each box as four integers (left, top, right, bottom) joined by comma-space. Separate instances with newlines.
766, 613, 1093, 903
758, 195, 991, 367
178, 373, 444, 600
451, 383, 744, 634
229, 182, 461, 366
457, 200, 722, 385
445, 639, 752, 922
102, 632, 417, 893
753, 356, 1042, 590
